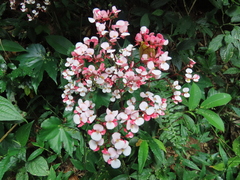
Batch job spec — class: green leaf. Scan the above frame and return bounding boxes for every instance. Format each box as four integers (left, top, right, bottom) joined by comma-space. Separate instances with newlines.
200, 93, 231, 109
223, 67, 240, 75
219, 144, 228, 165
231, 26, 240, 40
228, 156, 240, 167
0, 40, 26, 52
45, 35, 74, 56
38, 116, 77, 156
152, 9, 164, 16
16, 168, 29, 180
112, 174, 129, 180
196, 109, 225, 131
138, 140, 149, 173
207, 34, 224, 53
149, 139, 165, 163
0, 96, 24, 122
43, 57, 58, 84
182, 158, 200, 170
0, 155, 18, 179
220, 43, 234, 62
209, 0, 223, 9
150, 0, 171, 8
232, 136, 240, 156
188, 83, 202, 110
26, 156, 49, 176
15, 121, 34, 146
210, 162, 225, 171
92, 89, 111, 109
153, 138, 166, 152
28, 148, 44, 161
140, 13, 150, 27
47, 166, 57, 180
176, 39, 199, 51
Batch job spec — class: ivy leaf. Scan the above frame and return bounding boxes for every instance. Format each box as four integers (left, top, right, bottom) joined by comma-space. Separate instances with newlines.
38, 116, 79, 156
0, 40, 26, 52
138, 140, 149, 173
200, 93, 231, 109
188, 83, 202, 110
0, 96, 24, 122
45, 35, 74, 56
196, 109, 225, 131
26, 156, 49, 176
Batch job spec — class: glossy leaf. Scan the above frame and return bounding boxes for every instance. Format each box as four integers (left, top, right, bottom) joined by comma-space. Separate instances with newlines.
223, 67, 240, 75
188, 83, 202, 110
196, 109, 225, 131
0, 40, 26, 52
26, 156, 49, 176
138, 140, 148, 173
0, 96, 24, 122
15, 121, 34, 146
207, 34, 224, 53
200, 93, 231, 109
149, 139, 165, 163
45, 35, 74, 56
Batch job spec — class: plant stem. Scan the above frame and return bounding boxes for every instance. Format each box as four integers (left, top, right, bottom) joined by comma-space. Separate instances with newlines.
0, 123, 18, 143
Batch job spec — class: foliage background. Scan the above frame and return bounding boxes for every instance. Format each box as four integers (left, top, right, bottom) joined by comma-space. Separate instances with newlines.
0, 0, 240, 179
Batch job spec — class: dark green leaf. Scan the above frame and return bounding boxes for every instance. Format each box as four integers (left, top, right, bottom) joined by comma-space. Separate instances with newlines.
92, 89, 111, 109
16, 168, 29, 180
26, 156, 49, 176
188, 83, 202, 110
231, 26, 240, 40
112, 174, 129, 180
176, 39, 199, 51
152, 9, 164, 16
196, 109, 225, 131
138, 140, 149, 173
150, 0, 171, 9
47, 166, 56, 180
182, 158, 200, 170
209, 0, 223, 9
220, 43, 234, 62
200, 93, 231, 109
16, 121, 34, 146
140, 13, 150, 27
207, 34, 224, 53
45, 35, 74, 56
226, 5, 240, 17
219, 144, 228, 165
149, 139, 165, 163
0, 40, 26, 52
0, 96, 24, 122
0, 155, 18, 179
223, 67, 240, 75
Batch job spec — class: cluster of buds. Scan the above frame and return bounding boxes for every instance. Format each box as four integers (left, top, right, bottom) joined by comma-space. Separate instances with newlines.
9, 0, 50, 21
62, 6, 199, 168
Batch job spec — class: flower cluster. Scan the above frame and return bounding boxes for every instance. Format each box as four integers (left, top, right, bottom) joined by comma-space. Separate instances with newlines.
62, 6, 199, 168
9, 0, 50, 21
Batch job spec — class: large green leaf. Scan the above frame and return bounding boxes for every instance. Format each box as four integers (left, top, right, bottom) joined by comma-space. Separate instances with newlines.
45, 35, 74, 56
140, 13, 150, 27
26, 156, 49, 176
16, 121, 34, 146
0, 40, 26, 52
138, 140, 149, 173
148, 139, 165, 163
196, 109, 225, 131
188, 83, 202, 111
200, 93, 231, 109
38, 116, 79, 156
220, 43, 234, 62
0, 96, 24, 122
153, 138, 166, 152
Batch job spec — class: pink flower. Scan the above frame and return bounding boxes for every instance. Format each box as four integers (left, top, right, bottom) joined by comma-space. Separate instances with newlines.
105, 109, 118, 129
88, 124, 106, 141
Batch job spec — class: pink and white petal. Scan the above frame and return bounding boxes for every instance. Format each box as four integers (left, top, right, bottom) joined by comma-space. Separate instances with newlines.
89, 140, 97, 150
135, 117, 144, 126
114, 140, 125, 149
146, 107, 155, 115
73, 114, 80, 124
106, 122, 115, 129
